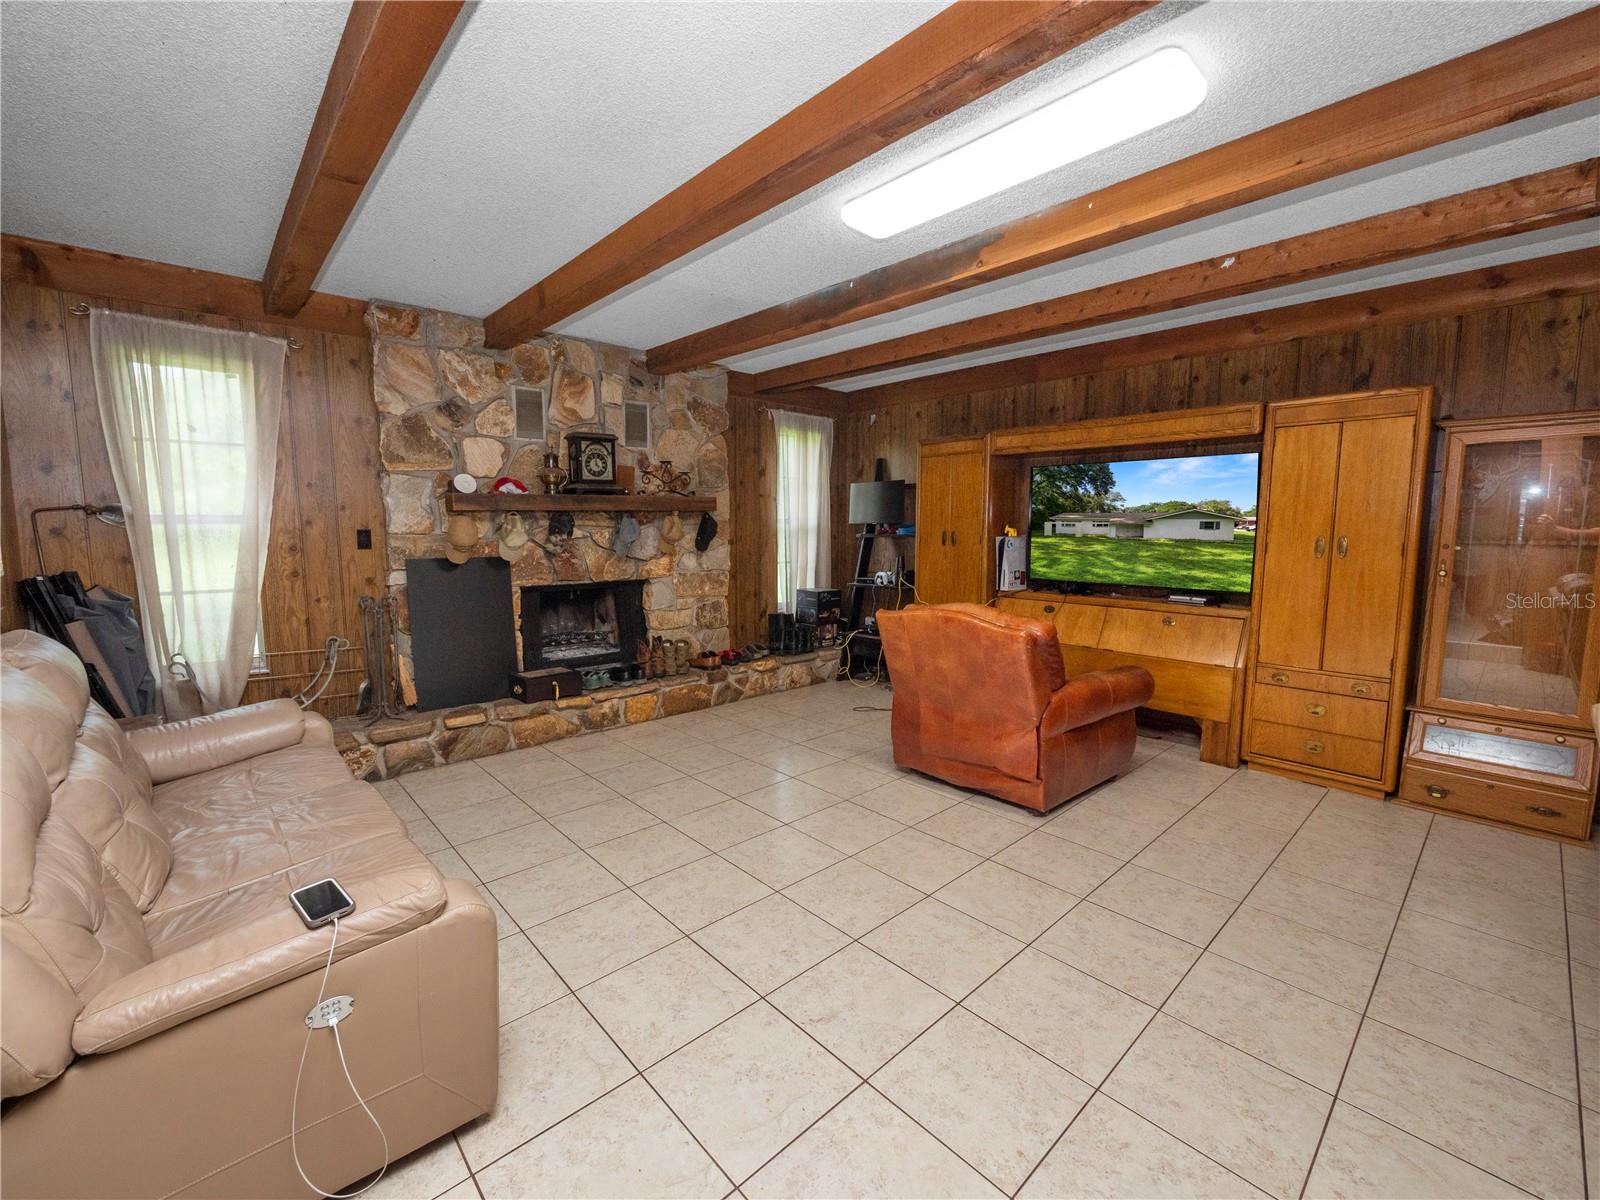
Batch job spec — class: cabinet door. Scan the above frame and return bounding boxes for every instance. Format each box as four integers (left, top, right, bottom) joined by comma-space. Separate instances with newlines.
914, 452, 957, 603
1323, 415, 1416, 678
1256, 421, 1340, 669
946, 448, 990, 603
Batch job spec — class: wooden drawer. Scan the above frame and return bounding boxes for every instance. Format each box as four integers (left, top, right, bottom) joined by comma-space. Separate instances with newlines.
1399, 763, 1593, 840
1063, 646, 1234, 723
996, 597, 1107, 647
1255, 664, 1390, 701
1252, 682, 1388, 741
1100, 608, 1242, 667
1248, 720, 1385, 781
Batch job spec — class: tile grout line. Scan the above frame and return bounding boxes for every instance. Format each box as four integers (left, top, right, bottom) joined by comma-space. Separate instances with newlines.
1562, 846, 1592, 1200
1010, 762, 1333, 1200
1294, 807, 1433, 1200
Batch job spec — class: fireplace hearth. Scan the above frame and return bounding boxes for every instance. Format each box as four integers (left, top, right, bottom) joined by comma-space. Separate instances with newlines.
521, 581, 646, 674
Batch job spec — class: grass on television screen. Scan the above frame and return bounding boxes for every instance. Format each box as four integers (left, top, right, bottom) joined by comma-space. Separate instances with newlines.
1031, 531, 1256, 593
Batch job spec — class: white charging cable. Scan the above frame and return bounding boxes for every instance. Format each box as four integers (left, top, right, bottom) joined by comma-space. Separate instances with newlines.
290, 917, 390, 1198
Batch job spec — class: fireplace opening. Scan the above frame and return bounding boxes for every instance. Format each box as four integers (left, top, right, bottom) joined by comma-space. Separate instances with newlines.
521, 581, 646, 673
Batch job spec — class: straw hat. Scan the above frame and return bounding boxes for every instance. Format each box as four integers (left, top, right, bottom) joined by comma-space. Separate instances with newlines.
444, 514, 478, 564
497, 513, 530, 563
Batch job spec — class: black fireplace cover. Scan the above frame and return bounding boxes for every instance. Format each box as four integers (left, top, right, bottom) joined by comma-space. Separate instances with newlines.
406, 557, 516, 709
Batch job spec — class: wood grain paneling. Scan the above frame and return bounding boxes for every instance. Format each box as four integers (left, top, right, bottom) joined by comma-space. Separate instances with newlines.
828, 290, 1600, 588
0, 281, 385, 716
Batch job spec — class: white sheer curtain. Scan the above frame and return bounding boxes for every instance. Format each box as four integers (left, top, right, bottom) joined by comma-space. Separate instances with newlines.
90, 311, 285, 716
773, 410, 833, 613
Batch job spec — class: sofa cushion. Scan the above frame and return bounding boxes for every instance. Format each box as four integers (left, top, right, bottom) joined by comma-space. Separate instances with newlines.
77, 831, 446, 1052
149, 745, 403, 915
1, 732, 154, 1098
1, 633, 172, 910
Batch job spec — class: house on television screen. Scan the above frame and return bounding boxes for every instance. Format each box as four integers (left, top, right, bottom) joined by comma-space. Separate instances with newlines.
1043, 508, 1243, 541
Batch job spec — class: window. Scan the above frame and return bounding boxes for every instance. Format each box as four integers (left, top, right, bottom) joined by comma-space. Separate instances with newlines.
1199, 520, 1221, 530
91, 310, 285, 714
772, 411, 833, 612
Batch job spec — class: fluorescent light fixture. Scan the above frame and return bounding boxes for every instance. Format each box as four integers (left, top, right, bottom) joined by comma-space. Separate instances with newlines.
841, 46, 1208, 239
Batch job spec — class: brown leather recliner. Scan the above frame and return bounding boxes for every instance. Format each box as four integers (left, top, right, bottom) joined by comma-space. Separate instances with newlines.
0, 631, 498, 1198
877, 603, 1154, 812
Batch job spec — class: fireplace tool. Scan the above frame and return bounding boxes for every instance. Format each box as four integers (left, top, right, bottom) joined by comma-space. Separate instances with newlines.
356, 595, 406, 722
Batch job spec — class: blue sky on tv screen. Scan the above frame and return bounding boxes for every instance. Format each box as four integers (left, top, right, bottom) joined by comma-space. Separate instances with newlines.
1111, 454, 1259, 510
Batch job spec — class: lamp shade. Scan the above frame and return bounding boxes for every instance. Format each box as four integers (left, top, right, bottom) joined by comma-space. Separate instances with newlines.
848, 480, 906, 526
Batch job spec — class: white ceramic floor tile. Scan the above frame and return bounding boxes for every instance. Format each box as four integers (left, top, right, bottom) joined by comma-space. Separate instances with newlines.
694, 893, 850, 993
1035, 901, 1200, 1007
475, 1076, 730, 1199
499, 932, 568, 1024
1104, 1015, 1332, 1200
739, 778, 842, 822
1210, 906, 1382, 1011
457, 819, 581, 882
916, 803, 1030, 856
993, 830, 1122, 897
1303, 1101, 1531, 1200
719, 826, 845, 890
457, 995, 634, 1169
1091, 865, 1237, 947
645, 1002, 856, 1184
933, 860, 1077, 941
854, 828, 982, 894
862, 898, 1024, 1000
792, 801, 905, 855
1340, 1020, 1582, 1200
528, 890, 681, 988
487, 850, 623, 928
873, 1007, 1092, 1194
1021, 1094, 1269, 1200
547, 796, 658, 848
768, 943, 951, 1075
967, 948, 1155, 1086
586, 822, 710, 885
669, 798, 783, 851
632, 855, 773, 933
744, 1086, 1001, 1200
782, 858, 922, 938
578, 938, 756, 1067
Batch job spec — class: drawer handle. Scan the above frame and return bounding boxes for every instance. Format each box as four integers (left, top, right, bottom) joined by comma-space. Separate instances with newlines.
1336, 535, 1349, 559
1043, 605, 1055, 613
1161, 616, 1176, 627
1351, 684, 1371, 696
1425, 785, 1449, 800
1527, 805, 1564, 819
1270, 671, 1288, 684
1314, 536, 1326, 559
1304, 740, 1324, 754
1306, 703, 1327, 717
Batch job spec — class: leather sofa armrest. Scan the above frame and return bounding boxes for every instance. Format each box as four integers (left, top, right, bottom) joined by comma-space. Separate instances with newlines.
128, 699, 323, 784
1042, 666, 1154, 738
72, 858, 447, 1054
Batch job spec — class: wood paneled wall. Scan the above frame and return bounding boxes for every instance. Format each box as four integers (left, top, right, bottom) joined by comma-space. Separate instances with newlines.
0, 280, 386, 716
727, 397, 778, 648
830, 291, 1600, 587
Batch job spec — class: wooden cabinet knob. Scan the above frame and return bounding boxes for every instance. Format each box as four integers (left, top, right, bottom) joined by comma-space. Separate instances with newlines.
1161, 616, 1175, 627
1304, 740, 1324, 754
1270, 671, 1288, 683
1425, 784, 1449, 799
1306, 703, 1326, 717
1042, 605, 1055, 614
1351, 684, 1371, 696
1336, 535, 1349, 558
1314, 537, 1326, 558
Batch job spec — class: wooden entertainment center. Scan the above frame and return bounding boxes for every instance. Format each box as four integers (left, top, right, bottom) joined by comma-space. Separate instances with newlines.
913, 393, 1444, 801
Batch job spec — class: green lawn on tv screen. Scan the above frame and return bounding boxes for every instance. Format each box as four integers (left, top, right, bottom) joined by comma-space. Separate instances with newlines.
1030, 531, 1256, 593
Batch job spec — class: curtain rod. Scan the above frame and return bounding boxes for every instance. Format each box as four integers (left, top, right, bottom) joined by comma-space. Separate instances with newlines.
65, 301, 304, 350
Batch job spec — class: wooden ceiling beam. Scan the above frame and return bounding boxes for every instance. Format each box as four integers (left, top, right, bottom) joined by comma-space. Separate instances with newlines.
755, 160, 1600, 390
725, 371, 847, 420
261, 0, 464, 317
482, 0, 1154, 350
843, 247, 1600, 412
649, 8, 1600, 374
4, 235, 368, 337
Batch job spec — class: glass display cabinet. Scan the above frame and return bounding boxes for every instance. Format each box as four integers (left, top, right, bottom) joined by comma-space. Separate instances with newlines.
1401, 412, 1598, 841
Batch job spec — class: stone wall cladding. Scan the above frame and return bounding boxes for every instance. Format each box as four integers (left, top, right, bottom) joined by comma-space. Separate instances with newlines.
334, 651, 838, 780
366, 301, 734, 682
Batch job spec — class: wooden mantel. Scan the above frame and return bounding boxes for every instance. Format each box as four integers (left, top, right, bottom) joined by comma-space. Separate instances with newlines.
445, 492, 717, 514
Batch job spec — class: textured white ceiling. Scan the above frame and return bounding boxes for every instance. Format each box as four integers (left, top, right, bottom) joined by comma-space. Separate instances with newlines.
315, 0, 950, 313
560, 0, 1591, 354
1, 0, 1592, 381
0, 0, 351, 278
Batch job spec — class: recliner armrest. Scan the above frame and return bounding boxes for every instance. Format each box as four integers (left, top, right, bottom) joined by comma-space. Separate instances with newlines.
72, 853, 449, 1054
129, 699, 323, 783
1041, 667, 1154, 738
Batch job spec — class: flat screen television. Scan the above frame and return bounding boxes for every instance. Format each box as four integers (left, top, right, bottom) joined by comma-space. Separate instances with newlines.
1028, 453, 1260, 601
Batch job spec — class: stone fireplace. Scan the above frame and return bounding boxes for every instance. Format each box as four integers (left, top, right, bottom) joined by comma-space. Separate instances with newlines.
366, 301, 733, 703
521, 580, 646, 675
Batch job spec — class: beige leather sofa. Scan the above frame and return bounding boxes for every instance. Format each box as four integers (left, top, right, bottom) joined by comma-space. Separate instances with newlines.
1, 631, 498, 1198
